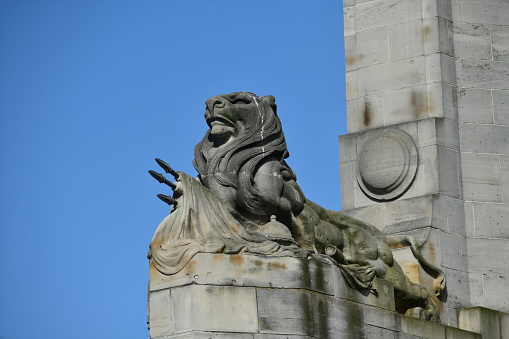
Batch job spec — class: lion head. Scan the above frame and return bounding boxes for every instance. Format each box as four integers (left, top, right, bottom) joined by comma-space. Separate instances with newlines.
193, 92, 304, 230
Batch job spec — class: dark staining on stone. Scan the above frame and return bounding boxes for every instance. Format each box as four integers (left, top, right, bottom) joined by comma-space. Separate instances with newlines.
363, 101, 371, 126
411, 90, 427, 118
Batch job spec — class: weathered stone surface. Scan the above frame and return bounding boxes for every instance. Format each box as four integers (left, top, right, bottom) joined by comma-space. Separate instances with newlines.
383, 86, 429, 125
401, 316, 446, 338
468, 202, 509, 238
500, 312, 509, 339
389, 20, 425, 62
171, 285, 258, 334
257, 288, 365, 338
437, 146, 461, 199
365, 325, 398, 339
356, 27, 389, 69
422, 0, 453, 21
445, 326, 481, 339
426, 53, 456, 86
455, 0, 509, 25
358, 57, 426, 96
149, 254, 334, 296
355, 0, 422, 33
452, 23, 492, 61
431, 195, 465, 235
149, 289, 174, 338
457, 88, 493, 124
461, 153, 502, 203
492, 25, 509, 62
459, 124, 509, 154
483, 274, 509, 313
457, 59, 509, 90
502, 156, 509, 203
458, 307, 501, 338
466, 238, 507, 275
493, 90, 509, 126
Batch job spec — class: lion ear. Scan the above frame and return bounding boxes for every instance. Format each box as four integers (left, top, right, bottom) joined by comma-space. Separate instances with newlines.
262, 95, 277, 115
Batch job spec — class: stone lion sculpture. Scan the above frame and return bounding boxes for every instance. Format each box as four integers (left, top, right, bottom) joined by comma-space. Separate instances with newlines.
148, 92, 443, 322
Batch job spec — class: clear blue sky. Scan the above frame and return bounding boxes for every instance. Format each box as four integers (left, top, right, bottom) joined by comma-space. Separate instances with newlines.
0, 1, 346, 338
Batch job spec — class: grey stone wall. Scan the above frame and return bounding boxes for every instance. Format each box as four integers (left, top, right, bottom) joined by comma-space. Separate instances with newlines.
148, 254, 488, 339
340, 0, 509, 326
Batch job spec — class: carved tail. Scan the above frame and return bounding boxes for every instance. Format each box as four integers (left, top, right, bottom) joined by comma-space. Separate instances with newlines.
387, 234, 446, 297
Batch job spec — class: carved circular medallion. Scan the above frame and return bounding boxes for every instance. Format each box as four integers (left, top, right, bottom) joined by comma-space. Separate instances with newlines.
357, 129, 418, 201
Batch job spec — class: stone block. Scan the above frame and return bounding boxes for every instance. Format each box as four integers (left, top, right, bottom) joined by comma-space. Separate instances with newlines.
149, 289, 174, 338
257, 288, 365, 338
364, 305, 401, 331
356, 27, 389, 69
383, 86, 429, 125
440, 268, 470, 310
466, 238, 507, 275
389, 20, 425, 62
468, 273, 485, 307
416, 118, 437, 148
356, 0, 422, 32
436, 117, 459, 150
383, 196, 433, 233
422, 0, 453, 20
456, 0, 509, 25
438, 232, 466, 271
457, 59, 509, 90
358, 56, 426, 96
445, 326, 481, 339
471, 202, 509, 238
344, 34, 357, 72
423, 17, 454, 57
401, 316, 446, 338
457, 88, 493, 124
426, 82, 455, 120
458, 307, 501, 338
452, 23, 492, 61
493, 90, 509, 126
483, 274, 509, 313
213, 333, 254, 339
171, 285, 258, 334
492, 25, 509, 62
431, 195, 465, 235
365, 325, 398, 339
426, 53, 456, 86
502, 156, 509, 203
463, 202, 475, 237
459, 124, 509, 154
333, 267, 396, 311
149, 254, 335, 296
500, 312, 509, 339
343, 5, 356, 37
346, 70, 358, 100
461, 153, 502, 203
437, 146, 461, 199
340, 161, 355, 210
348, 94, 384, 133
339, 133, 357, 163
342, 203, 387, 231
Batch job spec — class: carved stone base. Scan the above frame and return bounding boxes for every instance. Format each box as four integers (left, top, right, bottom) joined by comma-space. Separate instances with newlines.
147, 254, 489, 338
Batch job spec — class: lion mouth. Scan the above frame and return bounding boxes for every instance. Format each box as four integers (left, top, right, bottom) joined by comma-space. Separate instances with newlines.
209, 118, 234, 137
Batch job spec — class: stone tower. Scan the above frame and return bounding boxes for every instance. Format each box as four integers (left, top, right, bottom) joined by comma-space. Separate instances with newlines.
340, 0, 509, 331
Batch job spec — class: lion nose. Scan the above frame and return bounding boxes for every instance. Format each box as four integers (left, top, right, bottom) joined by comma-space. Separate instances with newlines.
205, 97, 226, 113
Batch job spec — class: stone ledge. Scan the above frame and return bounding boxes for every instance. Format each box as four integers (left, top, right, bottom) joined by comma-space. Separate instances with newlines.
149, 253, 395, 311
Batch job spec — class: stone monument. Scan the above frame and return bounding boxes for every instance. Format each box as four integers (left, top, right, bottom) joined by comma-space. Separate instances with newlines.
341, 0, 509, 336
146, 0, 509, 338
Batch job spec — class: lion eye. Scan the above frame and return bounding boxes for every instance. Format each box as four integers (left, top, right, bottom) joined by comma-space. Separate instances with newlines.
233, 98, 251, 105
